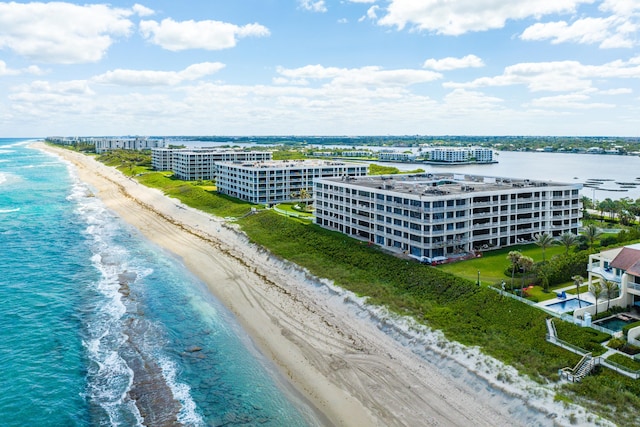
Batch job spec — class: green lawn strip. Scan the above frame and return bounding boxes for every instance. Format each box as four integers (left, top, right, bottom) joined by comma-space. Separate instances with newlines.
367, 163, 425, 175
274, 203, 314, 219
135, 170, 254, 218
437, 244, 566, 284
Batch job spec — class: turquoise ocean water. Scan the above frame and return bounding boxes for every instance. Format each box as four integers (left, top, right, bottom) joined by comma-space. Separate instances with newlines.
0, 139, 318, 426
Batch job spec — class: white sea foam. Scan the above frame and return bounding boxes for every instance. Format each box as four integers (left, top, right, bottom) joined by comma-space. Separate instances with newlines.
5, 139, 36, 148
0, 172, 19, 186
67, 171, 143, 424
67, 169, 201, 426
0, 207, 20, 214
158, 356, 205, 426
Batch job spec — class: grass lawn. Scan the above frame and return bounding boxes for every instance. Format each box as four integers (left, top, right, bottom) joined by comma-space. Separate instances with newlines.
275, 203, 314, 219
436, 244, 566, 285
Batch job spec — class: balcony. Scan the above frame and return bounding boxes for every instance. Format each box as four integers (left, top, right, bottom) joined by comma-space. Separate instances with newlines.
588, 263, 621, 283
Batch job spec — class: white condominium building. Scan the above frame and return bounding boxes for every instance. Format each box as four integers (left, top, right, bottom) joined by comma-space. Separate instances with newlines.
314, 173, 581, 261
158, 148, 272, 180
428, 147, 494, 163
151, 148, 176, 171
377, 152, 417, 162
95, 137, 165, 153
216, 160, 368, 205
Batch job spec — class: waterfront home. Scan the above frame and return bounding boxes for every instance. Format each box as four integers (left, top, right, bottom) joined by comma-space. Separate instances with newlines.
582, 243, 640, 342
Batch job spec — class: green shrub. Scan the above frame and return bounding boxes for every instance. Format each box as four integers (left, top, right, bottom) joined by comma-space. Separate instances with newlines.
607, 337, 625, 350
607, 353, 640, 371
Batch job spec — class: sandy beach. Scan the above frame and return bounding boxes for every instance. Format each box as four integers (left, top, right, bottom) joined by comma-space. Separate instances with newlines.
36, 142, 536, 426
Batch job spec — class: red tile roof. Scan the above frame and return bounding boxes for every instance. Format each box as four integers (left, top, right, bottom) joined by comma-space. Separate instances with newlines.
611, 247, 640, 276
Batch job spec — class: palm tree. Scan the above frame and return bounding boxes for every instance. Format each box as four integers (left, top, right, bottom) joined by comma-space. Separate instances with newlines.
572, 275, 585, 308
534, 232, 554, 261
555, 232, 578, 255
519, 255, 535, 294
507, 250, 522, 292
580, 195, 593, 211
298, 187, 311, 208
589, 281, 604, 316
603, 280, 619, 311
582, 224, 601, 250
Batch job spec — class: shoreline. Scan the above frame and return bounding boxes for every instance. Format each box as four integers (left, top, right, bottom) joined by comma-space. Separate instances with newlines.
36, 142, 545, 426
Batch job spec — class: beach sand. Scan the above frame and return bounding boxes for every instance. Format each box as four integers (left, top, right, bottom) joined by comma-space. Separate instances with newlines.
37, 142, 525, 426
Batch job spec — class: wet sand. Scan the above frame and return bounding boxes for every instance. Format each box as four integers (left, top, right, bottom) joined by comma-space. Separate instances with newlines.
37, 142, 527, 426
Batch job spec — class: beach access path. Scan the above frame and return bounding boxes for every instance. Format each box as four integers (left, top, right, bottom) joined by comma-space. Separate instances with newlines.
37, 142, 522, 427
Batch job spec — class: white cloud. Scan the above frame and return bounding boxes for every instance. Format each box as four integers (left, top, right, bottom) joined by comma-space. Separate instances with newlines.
298, 0, 327, 13
132, 4, 154, 17
0, 60, 44, 77
528, 93, 615, 109
521, 14, 638, 48
13, 80, 94, 96
0, 2, 135, 64
360, 5, 380, 22
348, 0, 377, 3
423, 54, 484, 71
139, 18, 270, 51
443, 88, 504, 112
276, 64, 442, 87
377, 0, 594, 35
92, 62, 226, 86
599, 87, 633, 95
600, 0, 640, 15
445, 57, 640, 93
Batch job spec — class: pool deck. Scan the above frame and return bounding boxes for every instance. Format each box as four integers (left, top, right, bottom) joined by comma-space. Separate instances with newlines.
536, 284, 596, 310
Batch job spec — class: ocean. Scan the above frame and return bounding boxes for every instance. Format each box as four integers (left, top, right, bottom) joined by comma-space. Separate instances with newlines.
0, 138, 319, 426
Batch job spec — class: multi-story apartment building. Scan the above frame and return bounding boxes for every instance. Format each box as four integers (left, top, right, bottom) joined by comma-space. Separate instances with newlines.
95, 137, 165, 153
165, 149, 272, 181
216, 160, 368, 205
427, 147, 494, 163
377, 151, 417, 162
314, 173, 581, 261
47, 136, 166, 153
151, 147, 176, 171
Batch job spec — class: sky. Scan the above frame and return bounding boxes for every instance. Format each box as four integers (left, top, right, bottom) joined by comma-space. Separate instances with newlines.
0, 0, 639, 137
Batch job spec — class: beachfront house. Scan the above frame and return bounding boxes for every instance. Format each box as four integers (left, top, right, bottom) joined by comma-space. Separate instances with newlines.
314, 173, 581, 262
216, 160, 368, 206
582, 243, 640, 343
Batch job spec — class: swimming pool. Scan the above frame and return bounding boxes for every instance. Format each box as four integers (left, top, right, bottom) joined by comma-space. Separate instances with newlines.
593, 315, 639, 332
544, 298, 593, 313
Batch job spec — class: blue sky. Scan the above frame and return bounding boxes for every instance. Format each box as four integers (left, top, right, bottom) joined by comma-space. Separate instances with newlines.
0, 0, 638, 137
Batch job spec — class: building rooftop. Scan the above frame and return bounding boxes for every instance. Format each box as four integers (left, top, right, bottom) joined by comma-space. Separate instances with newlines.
219, 160, 367, 169
319, 173, 579, 196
